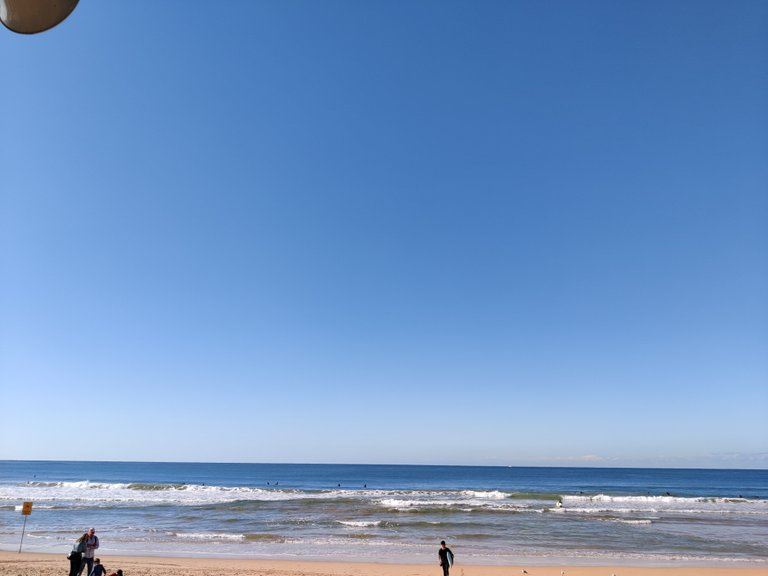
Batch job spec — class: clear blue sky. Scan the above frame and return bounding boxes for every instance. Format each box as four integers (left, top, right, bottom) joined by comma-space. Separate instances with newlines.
1, 0, 766, 468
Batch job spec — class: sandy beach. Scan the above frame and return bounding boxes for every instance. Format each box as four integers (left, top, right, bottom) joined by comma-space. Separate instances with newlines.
1, 552, 766, 576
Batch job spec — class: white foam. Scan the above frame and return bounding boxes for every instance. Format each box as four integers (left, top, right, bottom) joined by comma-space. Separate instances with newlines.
558, 494, 768, 516
461, 490, 507, 499
3, 482, 765, 519
376, 495, 537, 512
0, 482, 349, 507
600, 518, 653, 525
173, 532, 246, 541
336, 521, 381, 528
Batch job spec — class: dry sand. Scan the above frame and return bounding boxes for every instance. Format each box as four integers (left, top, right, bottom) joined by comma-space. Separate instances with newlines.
1, 552, 766, 576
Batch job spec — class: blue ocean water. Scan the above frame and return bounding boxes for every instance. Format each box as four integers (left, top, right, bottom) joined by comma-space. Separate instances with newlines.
0, 461, 766, 565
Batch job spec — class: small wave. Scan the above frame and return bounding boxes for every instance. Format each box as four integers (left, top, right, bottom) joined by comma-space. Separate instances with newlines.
379, 498, 449, 508
562, 494, 763, 505
337, 520, 382, 528
377, 497, 534, 512
0, 481, 358, 507
507, 492, 563, 501
557, 494, 768, 517
461, 490, 507, 499
13, 504, 58, 511
591, 515, 654, 525
173, 532, 245, 541
244, 534, 285, 543
127, 483, 188, 491
395, 520, 450, 528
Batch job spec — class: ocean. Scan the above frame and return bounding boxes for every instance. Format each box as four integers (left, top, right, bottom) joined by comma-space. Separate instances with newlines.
0, 461, 766, 565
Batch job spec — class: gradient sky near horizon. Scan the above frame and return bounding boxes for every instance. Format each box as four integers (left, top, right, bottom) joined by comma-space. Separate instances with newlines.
1, 1, 766, 468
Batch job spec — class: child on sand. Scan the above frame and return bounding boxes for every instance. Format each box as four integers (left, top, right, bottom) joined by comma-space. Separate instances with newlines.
89, 559, 107, 576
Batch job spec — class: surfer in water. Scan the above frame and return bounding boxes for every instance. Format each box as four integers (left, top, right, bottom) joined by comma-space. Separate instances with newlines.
438, 540, 454, 576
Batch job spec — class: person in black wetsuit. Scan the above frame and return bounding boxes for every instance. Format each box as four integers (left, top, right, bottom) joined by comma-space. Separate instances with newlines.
438, 540, 454, 576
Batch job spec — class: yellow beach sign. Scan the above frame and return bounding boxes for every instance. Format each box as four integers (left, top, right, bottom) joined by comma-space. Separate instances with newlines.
18, 501, 32, 552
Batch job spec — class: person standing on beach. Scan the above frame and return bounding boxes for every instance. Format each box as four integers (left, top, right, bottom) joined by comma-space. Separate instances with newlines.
438, 540, 454, 576
68, 532, 88, 576
79, 528, 100, 576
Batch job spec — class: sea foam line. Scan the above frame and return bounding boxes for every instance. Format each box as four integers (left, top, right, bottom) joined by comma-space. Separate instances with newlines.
336, 520, 382, 528
173, 532, 246, 541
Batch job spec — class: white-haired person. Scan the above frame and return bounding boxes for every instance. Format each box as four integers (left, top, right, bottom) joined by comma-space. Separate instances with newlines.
78, 528, 99, 576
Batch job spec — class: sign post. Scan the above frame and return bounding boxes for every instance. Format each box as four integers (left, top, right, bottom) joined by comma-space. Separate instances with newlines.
19, 501, 32, 553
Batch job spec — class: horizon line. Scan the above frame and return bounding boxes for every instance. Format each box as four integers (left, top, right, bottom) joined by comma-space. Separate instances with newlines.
1, 458, 766, 472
